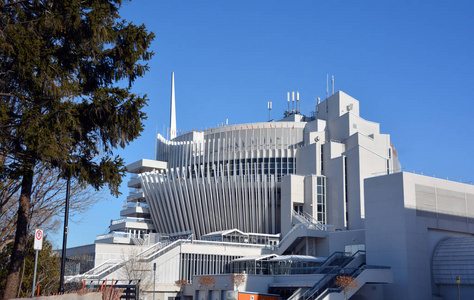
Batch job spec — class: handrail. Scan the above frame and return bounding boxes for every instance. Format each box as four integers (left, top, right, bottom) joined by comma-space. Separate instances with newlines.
68, 237, 271, 283
292, 210, 332, 231
313, 264, 391, 300
300, 251, 366, 300
96, 231, 131, 240
302, 211, 321, 224
371, 168, 473, 185
136, 241, 167, 258
278, 212, 333, 250
141, 239, 183, 261
122, 201, 149, 209
278, 223, 321, 249
82, 259, 121, 276
287, 288, 305, 300
110, 217, 153, 225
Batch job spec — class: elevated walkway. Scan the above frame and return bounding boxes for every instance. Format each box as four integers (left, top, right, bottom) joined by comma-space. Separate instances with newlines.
66, 235, 269, 283
66, 235, 193, 283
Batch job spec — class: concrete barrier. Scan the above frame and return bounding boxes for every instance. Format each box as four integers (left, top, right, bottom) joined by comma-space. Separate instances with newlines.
12, 292, 102, 300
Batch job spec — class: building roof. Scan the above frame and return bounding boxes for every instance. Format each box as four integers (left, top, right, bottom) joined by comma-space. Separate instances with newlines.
269, 255, 327, 263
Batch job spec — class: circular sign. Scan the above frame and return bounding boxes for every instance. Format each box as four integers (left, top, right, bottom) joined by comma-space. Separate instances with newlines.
36, 230, 43, 240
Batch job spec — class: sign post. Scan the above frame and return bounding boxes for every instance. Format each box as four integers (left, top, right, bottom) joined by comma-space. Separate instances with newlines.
32, 229, 43, 297
457, 276, 460, 300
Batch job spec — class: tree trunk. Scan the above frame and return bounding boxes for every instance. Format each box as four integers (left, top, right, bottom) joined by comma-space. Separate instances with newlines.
2, 166, 34, 300
17, 258, 26, 298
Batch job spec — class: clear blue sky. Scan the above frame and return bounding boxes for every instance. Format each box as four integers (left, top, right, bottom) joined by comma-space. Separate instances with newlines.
52, 0, 474, 248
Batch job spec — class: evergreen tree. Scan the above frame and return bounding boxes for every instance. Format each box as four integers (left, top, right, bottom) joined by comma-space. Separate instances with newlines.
0, 235, 60, 297
0, 1, 154, 298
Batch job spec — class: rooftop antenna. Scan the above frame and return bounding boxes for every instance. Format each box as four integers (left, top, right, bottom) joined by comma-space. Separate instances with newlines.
331, 75, 334, 95
292, 91, 295, 111
326, 74, 329, 98
296, 91, 300, 113
170, 72, 177, 140
268, 101, 272, 121
287, 92, 290, 111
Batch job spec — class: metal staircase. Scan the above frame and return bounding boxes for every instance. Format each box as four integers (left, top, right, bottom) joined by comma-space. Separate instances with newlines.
287, 251, 366, 300
292, 210, 328, 231
277, 210, 334, 255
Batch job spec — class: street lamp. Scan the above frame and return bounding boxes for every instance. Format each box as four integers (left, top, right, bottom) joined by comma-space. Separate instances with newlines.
153, 263, 156, 300
58, 176, 71, 293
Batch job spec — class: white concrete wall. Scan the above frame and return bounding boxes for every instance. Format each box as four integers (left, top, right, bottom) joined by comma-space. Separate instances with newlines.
304, 175, 318, 218
348, 113, 379, 138
328, 113, 351, 143
280, 175, 305, 236
324, 156, 345, 230
365, 173, 422, 300
187, 274, 324, 299
327, 229, 365, 255
94, 243, 147, 267
303, 119, 326, 146
365, 172, 474, 300
180, 242, 266, 257
296, 143, 318, 176
316, 91, 360, 123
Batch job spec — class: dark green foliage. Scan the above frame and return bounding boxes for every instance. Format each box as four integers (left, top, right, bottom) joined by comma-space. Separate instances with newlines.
0, 0, 154, 192
0, 235, 60, 297
0, 1, 154, 298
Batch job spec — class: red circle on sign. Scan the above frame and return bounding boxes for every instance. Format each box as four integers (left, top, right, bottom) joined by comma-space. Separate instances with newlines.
36, 230, 42, 240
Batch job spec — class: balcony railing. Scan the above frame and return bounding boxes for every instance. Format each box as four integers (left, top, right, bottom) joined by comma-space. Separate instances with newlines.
371, 168, 473, 185
128, 188, 143, 195
96, 231, 131, 240
122, 201, 149, 210
110, 217, 153, 226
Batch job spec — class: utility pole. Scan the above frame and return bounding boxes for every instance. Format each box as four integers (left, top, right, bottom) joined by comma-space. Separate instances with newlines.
58, 176, 71, 293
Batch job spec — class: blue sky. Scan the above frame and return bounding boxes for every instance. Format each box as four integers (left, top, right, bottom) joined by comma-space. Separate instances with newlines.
52, 0, 473, 248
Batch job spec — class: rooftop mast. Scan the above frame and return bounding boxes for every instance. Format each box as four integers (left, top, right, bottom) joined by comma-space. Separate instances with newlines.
268, 102, 272, 121
170, 72, 176, 140
326, 74, 329, 98
332, 75, 334, 95
296, 91, 300, 113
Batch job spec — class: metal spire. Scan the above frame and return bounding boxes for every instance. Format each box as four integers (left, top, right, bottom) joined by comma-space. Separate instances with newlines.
170, 72, 177, 140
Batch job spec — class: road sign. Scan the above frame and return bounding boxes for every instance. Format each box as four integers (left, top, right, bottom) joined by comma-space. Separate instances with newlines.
34, 229, 43, 250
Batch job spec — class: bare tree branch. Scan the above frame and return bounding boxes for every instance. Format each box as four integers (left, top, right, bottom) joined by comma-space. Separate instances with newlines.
0, 162, 104, 251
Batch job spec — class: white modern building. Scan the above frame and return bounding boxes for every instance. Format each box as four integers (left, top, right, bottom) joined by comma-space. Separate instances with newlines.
66, 74, 473, 300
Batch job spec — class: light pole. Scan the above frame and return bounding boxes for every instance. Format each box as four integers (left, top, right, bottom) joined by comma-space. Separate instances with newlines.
153, 263, 156, 300
58, 176, 71, 293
